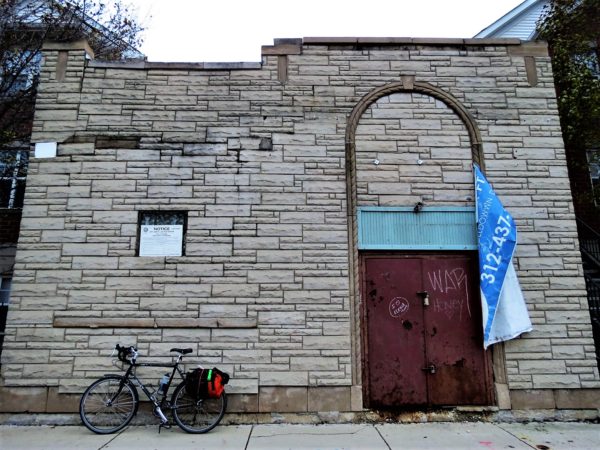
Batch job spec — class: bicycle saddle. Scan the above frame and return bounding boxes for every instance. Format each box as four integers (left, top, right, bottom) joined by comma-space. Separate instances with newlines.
170, 348, 193, 354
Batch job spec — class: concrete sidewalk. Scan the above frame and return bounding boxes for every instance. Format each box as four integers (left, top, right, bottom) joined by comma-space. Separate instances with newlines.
1, 422, 599, 450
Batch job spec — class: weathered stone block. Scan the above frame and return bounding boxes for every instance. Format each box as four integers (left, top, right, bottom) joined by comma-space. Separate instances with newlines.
212, 283, 259, 297
510, 389, 555, 409
554, 389, 600, 409
0, 387, 48, 413
200, 304, 247, 317
248, 271, 294, 284
303, 335, 348, 350
63, 243, 108, 256
106, 277, 153, 290
258, 311, 305, 326
260, 371, 308, 386
223, 350, 271, 364
46, 388, 80, 413
259, 387, 307, 412
532, 375, 581, 389
164, 284, 212, 297
290, 357, 338, 371
308, 386, 351, 411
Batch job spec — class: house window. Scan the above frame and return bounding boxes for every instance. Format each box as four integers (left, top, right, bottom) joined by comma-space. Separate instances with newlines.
1, 50, 42, 95
0, 150, 28, 209
138, 211, 187, 257
588, 149, 600, 206
0, 277, 12, 359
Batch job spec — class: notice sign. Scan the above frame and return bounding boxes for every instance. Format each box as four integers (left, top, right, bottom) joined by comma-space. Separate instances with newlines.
139, 225, 183, 256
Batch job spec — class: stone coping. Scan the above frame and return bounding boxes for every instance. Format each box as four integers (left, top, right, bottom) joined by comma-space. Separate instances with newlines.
301, 37, 523, 45
79, 37, 534, 71
88, 60, 263, 70
53, 317, 258, 328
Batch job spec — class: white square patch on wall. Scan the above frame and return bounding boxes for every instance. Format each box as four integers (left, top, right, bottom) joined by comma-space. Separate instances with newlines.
34, 142, 57, 158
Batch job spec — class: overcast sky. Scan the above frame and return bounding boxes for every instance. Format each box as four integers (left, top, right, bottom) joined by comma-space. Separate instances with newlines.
128, 0, 526, 62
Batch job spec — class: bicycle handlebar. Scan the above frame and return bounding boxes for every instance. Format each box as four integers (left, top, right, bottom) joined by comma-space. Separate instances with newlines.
112, 344, 195, 364
114, 344, 138, 363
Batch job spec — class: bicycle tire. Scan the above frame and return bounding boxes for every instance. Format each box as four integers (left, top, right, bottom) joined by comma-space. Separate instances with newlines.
79, 375, 139, 434
171, 380, 227, 433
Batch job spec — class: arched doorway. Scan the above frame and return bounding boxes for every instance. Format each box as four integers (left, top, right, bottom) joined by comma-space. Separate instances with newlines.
345, 80, 495, 407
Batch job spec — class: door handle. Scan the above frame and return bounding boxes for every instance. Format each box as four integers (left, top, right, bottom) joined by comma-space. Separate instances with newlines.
417, 291, 429, 306
421, 363, 436, 374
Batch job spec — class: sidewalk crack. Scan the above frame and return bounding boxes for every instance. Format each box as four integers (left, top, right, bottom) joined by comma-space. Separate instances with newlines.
97, 427, 127, 450
245, 424, 254, 450
494, 423, 538, 450
374, 424, 392, 450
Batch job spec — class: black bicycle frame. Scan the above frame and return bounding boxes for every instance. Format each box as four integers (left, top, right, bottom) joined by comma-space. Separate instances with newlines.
113, 360, 187, 408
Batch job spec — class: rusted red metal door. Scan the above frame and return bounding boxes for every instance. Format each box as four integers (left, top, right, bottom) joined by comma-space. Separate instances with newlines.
364, 258, 427, 405
363, 254, 493, 408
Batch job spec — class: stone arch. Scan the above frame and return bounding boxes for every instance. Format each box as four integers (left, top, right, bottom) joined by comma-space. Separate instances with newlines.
345, 80, 485, 386
346, 80, 483, 172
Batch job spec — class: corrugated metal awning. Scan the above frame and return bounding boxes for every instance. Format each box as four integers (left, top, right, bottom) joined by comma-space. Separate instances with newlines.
357, 206, 477, 250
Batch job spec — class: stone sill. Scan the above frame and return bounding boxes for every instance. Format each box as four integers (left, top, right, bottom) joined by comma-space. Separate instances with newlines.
53, 317, 257, 328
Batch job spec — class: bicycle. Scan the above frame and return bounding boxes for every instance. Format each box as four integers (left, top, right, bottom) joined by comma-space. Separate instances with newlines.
79, 344, 227, 434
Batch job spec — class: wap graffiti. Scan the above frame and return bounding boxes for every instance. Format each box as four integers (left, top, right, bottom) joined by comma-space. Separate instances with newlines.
427, 267, 472, 321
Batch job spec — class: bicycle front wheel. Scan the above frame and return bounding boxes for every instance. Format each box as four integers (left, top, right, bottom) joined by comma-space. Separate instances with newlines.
171, 381, 227, 433
79, 375, 139, 434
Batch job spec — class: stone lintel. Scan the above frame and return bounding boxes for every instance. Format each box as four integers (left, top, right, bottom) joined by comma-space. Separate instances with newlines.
54, 316, 257, 328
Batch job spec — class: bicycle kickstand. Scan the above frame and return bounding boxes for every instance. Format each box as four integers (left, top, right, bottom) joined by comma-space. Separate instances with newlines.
154, 406, 171, 433
158, 421, 172, 434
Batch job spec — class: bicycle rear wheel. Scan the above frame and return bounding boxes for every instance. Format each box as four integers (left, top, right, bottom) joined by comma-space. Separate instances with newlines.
171, 381, 226, 433
79, 375, 139, 434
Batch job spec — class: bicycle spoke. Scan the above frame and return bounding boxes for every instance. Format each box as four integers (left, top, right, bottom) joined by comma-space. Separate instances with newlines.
80, 376, 138, 434
172, 382, 226, 433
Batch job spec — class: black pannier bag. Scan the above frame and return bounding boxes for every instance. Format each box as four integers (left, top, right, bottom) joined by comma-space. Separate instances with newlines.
185, 367, 229, 399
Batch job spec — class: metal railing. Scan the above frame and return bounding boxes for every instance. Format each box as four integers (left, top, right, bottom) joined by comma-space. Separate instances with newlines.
577, 218, 600, 365
583, 274, 600, 364
577, 218, 600, 269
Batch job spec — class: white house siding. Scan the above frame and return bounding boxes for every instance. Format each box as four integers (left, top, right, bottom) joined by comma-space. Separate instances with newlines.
475, 0, 549, 39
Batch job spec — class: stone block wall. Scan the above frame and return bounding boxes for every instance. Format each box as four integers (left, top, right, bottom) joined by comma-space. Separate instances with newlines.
356, 92, 473, 206
1, 38, 598, 414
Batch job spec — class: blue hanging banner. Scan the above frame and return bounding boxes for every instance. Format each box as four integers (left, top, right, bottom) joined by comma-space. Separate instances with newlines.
474, 165, 532, 349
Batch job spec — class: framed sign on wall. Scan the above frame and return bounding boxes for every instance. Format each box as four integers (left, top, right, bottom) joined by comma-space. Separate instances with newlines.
138, 211, 187, 257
